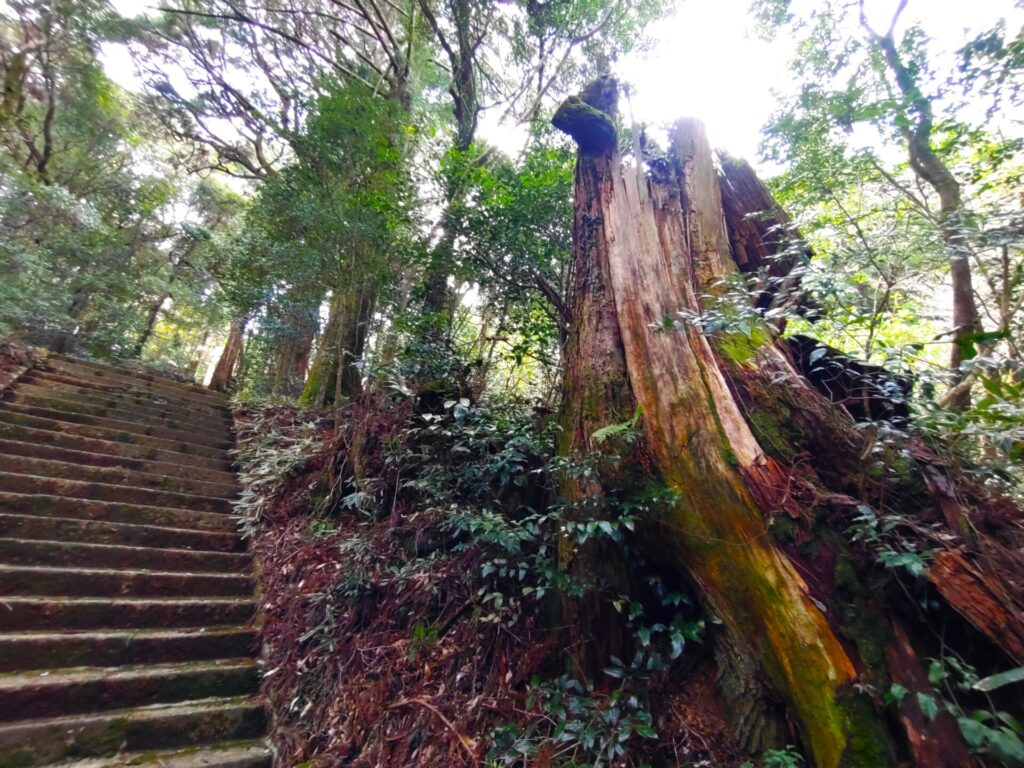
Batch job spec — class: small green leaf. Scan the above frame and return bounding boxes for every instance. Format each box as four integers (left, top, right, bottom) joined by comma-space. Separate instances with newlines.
973, 665, 1024, 693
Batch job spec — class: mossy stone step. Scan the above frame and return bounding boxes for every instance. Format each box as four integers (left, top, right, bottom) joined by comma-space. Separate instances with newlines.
0, 492, 238, 533
54, 741, 271, 768
1, 596, 255, 631
20, 369, 230, 420
0, 696, 265, 767
0, 627, 257, 673
0, 564, 252, 598
0, 410, 226, 461
0, 538, 250, 573
0, 453, 237, 500
0, 513, 242, 552
0, 401, 231, 450
0, 439, 235, 484
0, 472, 234, 514
6, 388, 231, 442
41, 358, 227, 410
12, 378, 231, 428
0, 421, 231, 471
0, 659, 258, 722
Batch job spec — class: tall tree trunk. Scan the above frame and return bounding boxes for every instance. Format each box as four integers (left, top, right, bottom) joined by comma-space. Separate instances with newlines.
554, 80, 1022, 767
133, 293, 168, 359
209, 317, 245, 392
301, 284, 377, 407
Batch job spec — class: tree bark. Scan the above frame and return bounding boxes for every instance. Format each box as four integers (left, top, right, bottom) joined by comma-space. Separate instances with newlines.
554, 80, 1023, 767
300, 283, 377, 407
209, 317, 245, 392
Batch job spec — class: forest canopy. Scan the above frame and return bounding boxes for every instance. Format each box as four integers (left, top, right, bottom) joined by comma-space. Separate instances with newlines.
1, 0, 1023, 766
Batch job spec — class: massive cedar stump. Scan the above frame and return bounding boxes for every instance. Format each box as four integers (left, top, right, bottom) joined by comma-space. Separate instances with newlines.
554, 79, 1024, 768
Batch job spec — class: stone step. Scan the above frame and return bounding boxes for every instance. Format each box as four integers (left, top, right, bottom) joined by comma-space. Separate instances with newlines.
0, 627, 256, 673
55, 741, 272, 768
21, 369, 230, 421
0, 453, 237, 499
0, 492, 238, 533
0, 696, 265, 767
0, 421, 232, 472
14, 376, 231, 428
42, 357, 227, 410
0, 513, 241, 552
0, 472, 234, 514
0, 409, 226, 462
6, 390, 231, 445
0, 659, 259, 722
0, 538, 250, 573
0, 401, 231, 450
46, 355, 224, 402
0, 439, 235, 485
0, 563, 252, 597
1, 596, 255, 630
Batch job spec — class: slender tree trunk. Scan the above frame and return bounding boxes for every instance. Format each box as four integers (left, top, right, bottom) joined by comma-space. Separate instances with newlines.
209, 318, 245, 392
867, 18, 982, 408
554, 80, 1022, 767
133, 293, 167, 359
301, 284, 377, 407
50, 287, 90, 354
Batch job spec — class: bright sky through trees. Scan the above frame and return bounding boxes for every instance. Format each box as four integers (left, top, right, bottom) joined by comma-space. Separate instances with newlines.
103, 0, 1020, 170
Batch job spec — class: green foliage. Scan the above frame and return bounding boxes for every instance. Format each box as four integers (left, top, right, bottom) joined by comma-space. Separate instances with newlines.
231, 403, 329, 536
489, 676, 657, 767
887, 656, 1024, 765
740, 746, 804, 768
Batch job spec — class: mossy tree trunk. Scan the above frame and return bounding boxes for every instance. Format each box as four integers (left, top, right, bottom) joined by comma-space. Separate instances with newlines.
554, 80, 1023, 768
300, 282, 377, 407
209, 316, 245, 392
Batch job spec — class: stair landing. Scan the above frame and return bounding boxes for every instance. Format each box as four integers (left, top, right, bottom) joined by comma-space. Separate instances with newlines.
0, 354, 270, 767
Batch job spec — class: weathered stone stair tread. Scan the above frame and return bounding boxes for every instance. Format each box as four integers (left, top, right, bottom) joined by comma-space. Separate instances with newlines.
52, 741, 271, 768
1, 596, 255, 630
0, 563, 252, 597
0, 627, 257, 673
46, 355, 226, 399
41, 358, 228, 409
0, 401, 231, 450
0, 659, 258, 721
0, 439, 235, 484
0, 492, 238, 533
0, 696, 265, 766
0, 356, 264, 766
10, 379, 232, 428
0, 538, 250, 572
0, 453, 237, 499
6, 388, 232, 442
0, 472, 234, 514
0, 422, 232, 471
0, 514, 241, 553
0, 410, 227, 461
19, 370, 230, 422
44, 355, 228, 401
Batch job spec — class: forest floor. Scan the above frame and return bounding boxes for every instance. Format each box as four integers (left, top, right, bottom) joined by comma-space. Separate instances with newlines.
237, 398, 749, 768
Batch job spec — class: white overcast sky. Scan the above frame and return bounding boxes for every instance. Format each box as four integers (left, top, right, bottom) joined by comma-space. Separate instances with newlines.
107, 0, 1021, 169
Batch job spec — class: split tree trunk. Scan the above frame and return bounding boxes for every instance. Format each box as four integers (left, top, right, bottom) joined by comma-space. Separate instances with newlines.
554, 80, 1023, 767
209, 317, 245, 392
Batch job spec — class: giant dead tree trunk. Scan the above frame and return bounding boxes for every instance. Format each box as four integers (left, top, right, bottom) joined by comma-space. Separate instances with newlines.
554, 80, 1024, 768
209, 317, 245, 392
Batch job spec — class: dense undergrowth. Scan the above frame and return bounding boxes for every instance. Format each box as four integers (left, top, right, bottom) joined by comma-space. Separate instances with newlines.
232, 392, 746, 768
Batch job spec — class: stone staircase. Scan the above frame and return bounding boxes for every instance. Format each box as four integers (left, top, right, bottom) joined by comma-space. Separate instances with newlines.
0, 354, 270, 767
